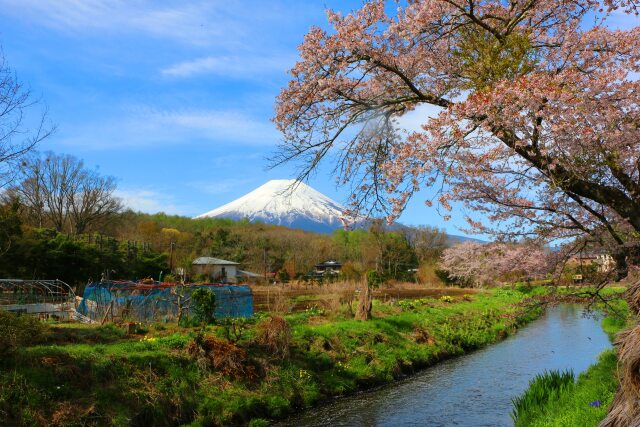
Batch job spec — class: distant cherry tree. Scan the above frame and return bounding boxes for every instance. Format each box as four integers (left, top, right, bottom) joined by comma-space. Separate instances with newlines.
439, 241, 550, 287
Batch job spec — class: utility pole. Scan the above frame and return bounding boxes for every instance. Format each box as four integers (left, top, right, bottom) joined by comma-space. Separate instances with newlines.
263, 246, 267, 279
169, 241, 176, 274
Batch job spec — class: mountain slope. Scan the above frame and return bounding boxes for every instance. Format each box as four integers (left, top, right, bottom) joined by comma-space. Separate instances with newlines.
195, 179, 348, 233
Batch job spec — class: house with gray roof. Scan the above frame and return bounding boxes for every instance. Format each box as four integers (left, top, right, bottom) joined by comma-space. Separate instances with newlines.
192, 257, 240, 284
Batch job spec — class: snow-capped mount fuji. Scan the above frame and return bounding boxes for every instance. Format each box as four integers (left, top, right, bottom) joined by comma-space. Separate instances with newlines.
195, 179, 350, 233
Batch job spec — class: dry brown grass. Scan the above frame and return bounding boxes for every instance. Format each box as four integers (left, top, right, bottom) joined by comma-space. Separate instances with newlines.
51, 402, 96, 426
186, 334, 257, 380
254, 316, 291, 360
411, 326, 435, 345
601, 279, 640, 427
600, 327, 640, 427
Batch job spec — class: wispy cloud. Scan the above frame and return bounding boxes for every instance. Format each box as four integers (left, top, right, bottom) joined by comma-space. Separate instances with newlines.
0, 0, 249, 47
161, 54, 295, 78
605, 9, 640, 30
394, 104, 444, 133
58, 106, 279, 150
115, 187, 195, 215
189, 178, 253, 195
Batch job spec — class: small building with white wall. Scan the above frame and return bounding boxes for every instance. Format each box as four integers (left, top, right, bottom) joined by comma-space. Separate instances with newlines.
191, 257, 239, 283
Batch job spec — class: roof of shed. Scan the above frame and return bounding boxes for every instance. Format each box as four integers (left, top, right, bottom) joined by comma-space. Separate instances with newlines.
237, 270, 262, 278
192, 257, 240, 266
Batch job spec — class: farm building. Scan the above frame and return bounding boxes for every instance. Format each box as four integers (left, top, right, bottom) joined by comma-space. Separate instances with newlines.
314, 260, 342, 277
192, 257, 239, 283
567, 251, 616, 273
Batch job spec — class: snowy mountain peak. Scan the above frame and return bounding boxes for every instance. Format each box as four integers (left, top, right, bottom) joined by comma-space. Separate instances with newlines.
194, 179, 349, 233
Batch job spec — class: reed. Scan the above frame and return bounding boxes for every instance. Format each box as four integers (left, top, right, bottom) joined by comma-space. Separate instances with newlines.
511, 369, 575, 426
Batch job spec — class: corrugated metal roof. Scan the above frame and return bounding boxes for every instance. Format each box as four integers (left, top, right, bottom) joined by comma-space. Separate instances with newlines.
237, 269, 262, 278
192, 257, 240, 265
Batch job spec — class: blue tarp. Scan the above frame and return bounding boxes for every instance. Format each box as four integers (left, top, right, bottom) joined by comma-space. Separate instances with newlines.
77, 281, 253, 321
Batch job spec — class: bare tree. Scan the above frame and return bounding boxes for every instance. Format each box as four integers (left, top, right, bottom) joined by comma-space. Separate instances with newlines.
68, 164, 121, 235
12, 152, 122, 234
404, 226, 448, 261
0, 52, 53, 187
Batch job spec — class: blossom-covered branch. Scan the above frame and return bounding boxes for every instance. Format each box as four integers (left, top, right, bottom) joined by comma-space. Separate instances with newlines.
273, 0, 640, 274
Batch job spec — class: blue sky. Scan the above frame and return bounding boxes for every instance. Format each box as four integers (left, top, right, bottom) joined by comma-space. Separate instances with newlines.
0, 1, 637, 238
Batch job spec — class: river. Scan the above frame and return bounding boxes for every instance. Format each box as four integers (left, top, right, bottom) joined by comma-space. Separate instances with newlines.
275, 305, 612, 427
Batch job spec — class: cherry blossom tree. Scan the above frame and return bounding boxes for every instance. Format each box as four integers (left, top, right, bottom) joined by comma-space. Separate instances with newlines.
273, 0, 640, 276
439, 241, 550, 287
274, 2, 640, 419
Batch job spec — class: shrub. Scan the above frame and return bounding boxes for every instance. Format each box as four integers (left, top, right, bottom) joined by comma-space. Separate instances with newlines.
191, 288, 216, 324
255, 316, 291, 360
340, 261, 363, 281
0, 311, 47, 357
366, 270, 385, 288
434, 268, 455, 285
221, 318, 250, 343
191, 273, 209, 283
276, 270, 290, 283
186, 333, 256, 380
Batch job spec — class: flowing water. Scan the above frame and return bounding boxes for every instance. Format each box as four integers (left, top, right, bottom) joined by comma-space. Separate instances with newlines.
276, 305, 612, 427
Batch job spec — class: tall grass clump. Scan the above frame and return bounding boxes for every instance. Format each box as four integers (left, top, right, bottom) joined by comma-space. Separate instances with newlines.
512, 369, 575, 426
0, 311, 48, 358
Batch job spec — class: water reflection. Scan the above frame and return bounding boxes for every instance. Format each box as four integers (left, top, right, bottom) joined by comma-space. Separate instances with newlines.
275, 305, 611, 427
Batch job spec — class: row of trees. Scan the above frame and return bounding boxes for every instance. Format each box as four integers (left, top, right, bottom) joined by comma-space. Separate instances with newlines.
106, 211, 447, 283
0, 201, 166, 288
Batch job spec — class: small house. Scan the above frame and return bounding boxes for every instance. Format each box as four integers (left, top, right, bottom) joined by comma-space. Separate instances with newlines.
567, 251, 615, 274
192, 257, 240, 283
314, 260, 342, 277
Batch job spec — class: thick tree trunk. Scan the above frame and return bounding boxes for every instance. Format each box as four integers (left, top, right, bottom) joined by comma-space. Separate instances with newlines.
355, 283, 372, 321
613, 251, 629, 282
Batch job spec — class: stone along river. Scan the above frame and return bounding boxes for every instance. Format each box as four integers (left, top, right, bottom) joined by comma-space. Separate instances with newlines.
276, 305, 612, 427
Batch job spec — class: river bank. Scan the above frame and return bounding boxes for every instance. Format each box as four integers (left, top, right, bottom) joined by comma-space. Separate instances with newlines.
0, 286, 542, 426
512, 294, 628, 427
275, 304, 613, 426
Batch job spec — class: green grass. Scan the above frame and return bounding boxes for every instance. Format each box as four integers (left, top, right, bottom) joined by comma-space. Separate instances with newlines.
512, 369, 575, 426
0, 286, 542, 426
512, 290, 629, 427
515, 350, 619, 427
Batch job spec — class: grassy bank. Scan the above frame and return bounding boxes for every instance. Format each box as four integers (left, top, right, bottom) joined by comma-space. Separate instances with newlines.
513, 291, 628, 427
0, 286, 542, 426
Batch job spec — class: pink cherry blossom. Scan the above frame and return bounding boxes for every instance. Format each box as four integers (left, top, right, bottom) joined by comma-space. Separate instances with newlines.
273, 0, 640, 271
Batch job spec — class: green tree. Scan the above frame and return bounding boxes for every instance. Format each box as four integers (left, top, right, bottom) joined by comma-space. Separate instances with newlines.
0, 198, 22, 256
191, 288, 216, 325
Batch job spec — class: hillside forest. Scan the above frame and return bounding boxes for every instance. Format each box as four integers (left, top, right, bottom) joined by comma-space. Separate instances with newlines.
2, 150, 573, 293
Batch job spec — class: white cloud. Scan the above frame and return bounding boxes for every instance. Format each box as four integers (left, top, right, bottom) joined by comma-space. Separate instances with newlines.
0, 0, 248, 47
161, 54, 295, 78
394, 104, 444, 133
115, 187, 194, 215
189, 178, 253, 195
57, 106, 280, 150
606, 9, 640, 30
